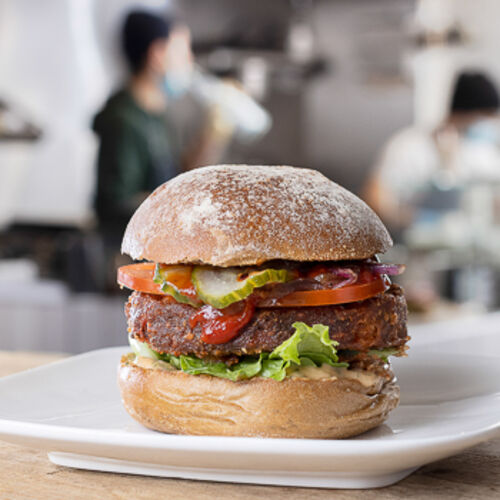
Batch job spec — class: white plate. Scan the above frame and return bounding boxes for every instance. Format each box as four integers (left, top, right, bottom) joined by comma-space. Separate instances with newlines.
0, 314, 500, 489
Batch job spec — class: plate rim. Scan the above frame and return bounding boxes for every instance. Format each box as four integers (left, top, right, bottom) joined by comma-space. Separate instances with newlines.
0, 416, 499, 455
0, 338, 499, 458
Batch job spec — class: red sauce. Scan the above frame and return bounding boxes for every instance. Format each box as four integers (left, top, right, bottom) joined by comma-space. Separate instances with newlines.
306, 265, 330, 280
358, 267, 376, 284
189, 299, 256, 344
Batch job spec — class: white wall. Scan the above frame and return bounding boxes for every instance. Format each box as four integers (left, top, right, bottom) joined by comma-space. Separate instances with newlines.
0, 0, 108, 227
0, 0, 177, 228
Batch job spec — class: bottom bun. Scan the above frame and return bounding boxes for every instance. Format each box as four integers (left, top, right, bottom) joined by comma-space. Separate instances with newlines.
118, 354, 400, 439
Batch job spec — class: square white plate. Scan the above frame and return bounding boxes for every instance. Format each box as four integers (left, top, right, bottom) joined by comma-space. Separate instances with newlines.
0, 314, 499, 489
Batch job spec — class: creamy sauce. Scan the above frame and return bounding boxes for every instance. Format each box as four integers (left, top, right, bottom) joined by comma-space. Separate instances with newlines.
342, 368, 381, 387
131, 353, 381, 387
288, 364, 381, 387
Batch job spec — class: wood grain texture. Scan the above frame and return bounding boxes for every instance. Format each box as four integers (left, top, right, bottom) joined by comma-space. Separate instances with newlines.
0, 350, 65, 378
0, 351, 498, 499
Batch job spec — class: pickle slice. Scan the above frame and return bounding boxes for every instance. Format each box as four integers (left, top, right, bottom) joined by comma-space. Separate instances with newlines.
153, 264, 201, 308
192, 266, 292, 309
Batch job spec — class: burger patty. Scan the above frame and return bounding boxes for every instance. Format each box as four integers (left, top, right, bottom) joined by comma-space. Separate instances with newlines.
126, 284, 408, 362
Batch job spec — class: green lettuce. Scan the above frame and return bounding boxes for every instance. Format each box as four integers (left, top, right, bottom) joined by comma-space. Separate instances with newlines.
263, 322, 348, 381
174, 354, 263, 382
339, 347, 401, 363
129, 336, 160, 360
367, 347, 401, 363
129, 322, 347, 382
270, 322, 342, 365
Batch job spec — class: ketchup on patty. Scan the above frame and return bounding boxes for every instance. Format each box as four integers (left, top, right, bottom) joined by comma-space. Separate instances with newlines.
190, 299, 255, 344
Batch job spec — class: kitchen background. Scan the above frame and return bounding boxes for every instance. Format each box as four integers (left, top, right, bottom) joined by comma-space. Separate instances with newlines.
1, 0, 500, 353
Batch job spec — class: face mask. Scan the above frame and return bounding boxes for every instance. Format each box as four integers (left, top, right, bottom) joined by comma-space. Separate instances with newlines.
465, 119, 500, 144
163, 69, 192, 99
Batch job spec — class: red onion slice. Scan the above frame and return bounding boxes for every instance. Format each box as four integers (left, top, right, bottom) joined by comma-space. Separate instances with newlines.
330, 267, 358, 288
254, 261, 404, 306
369, 263, 405, 276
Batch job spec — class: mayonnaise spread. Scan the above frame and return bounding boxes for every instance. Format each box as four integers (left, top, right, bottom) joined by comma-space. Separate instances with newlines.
288, 364, 380, 387
132, 354, 380, 387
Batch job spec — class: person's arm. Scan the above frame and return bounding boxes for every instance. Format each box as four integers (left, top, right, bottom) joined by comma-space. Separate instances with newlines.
363, 173, 413, 228
181, 105, 234, 171
363, 134, 415, 230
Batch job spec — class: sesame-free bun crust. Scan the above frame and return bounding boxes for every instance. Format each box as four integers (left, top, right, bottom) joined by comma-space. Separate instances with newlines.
118, 355, 400, 439
121, 165, 392, 267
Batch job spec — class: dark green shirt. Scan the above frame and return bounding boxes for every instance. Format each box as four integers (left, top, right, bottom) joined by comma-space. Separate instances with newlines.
93, 89, 180, 230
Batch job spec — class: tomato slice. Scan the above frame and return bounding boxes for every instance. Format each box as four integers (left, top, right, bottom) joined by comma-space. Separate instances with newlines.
117, 263, 390, 307
269, 276, 390, 307
117, 263, 163, 295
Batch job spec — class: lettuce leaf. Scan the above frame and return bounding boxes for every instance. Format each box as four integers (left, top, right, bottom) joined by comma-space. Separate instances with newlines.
264, 322, 348, 380
270, 322, 343, 366
175, 354, 262, 382
367, 347, 400, 363
129, 322, 347, 382
129, 336, 160, 360
338, 347, 401, 363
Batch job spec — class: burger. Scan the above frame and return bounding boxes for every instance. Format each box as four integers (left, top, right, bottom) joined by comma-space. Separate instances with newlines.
117, 164, 408, 439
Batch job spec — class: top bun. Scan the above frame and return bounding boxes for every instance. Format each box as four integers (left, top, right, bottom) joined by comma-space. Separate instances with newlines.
122, 165, 392, 267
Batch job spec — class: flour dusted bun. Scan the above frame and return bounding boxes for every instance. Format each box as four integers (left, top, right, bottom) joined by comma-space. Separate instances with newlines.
118, 355, 400, 439
121, 165, 392, 267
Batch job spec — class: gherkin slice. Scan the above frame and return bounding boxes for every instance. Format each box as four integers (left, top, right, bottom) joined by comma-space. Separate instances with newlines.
153, 264, 201, 308
192, 266, 293, 309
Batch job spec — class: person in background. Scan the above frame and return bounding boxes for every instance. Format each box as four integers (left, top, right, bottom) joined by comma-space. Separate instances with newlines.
93, 10, 232, 236
364, 71, 500, 239
365, 71, 500, 312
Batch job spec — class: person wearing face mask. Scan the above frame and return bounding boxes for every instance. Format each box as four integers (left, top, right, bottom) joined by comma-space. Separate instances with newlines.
363, 71, 500, 310
364, 71, 500, 240
93, 10, 232, 235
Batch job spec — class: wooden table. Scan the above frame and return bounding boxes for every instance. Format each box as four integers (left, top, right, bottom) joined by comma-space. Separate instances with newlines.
0, 351, 498, 499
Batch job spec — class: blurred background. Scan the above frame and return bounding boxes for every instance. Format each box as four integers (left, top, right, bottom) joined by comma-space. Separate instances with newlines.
2, 0, 500, 353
